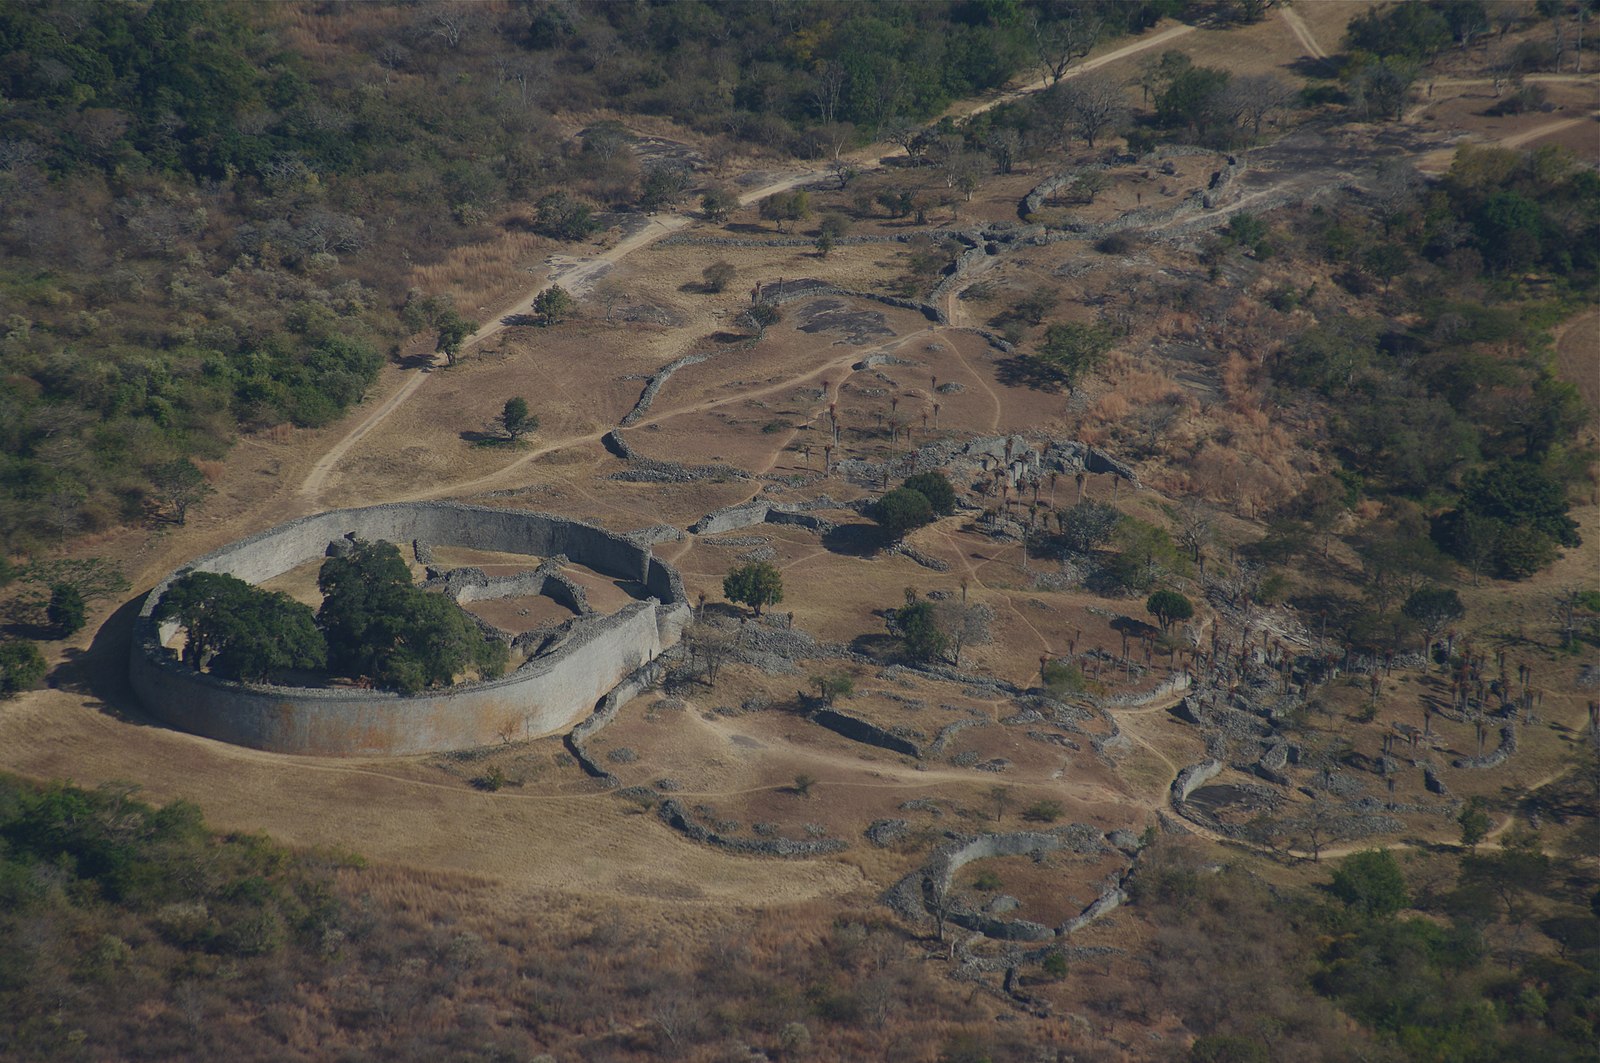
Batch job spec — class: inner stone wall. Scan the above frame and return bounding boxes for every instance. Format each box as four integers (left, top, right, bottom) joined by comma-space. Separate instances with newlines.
130, 503, 690, 757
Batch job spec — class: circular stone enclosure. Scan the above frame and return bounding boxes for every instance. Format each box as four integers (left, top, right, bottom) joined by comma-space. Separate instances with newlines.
130, 503, 691, 756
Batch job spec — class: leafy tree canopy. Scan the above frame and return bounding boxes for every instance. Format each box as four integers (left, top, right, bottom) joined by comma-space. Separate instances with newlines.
156, 571, 326, 683
316, 541, 505, 693
722, 561, 785, 617
873, 487, 936, 540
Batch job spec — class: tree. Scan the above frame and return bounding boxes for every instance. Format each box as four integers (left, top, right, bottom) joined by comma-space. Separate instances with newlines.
46, 584, 86, 637
494, 397, 538, 441
902, 472, 957, 515
638, 161, 692, 211
1458, 797, 1492, 852
1055, 73, 1129, 148
1146, 589, 1194, 633
149, 459, 214, 526
533, 191, 599, 240
1362, 242, 1409, 294
1029, 9, 1103, 86
792, 773, 817, 798
533, 284, 574, 326
1403, 587, 1465, 662
723, 561, 784, 617
1329, 850, 1409, 917
742, 303, 781, 336
0, 640, 47, 697
156, 572, 327, 683
813, 231, 836, 258
1347, 57, 1420, 122
317, 540, 505, 693
934, 600, 992, 666
1035, 322, 1112, 392
1221, 73, 1296, 138
759, 190, 810, 233
1061, 500, 1121, 554
812, 672, 853, 705
700, 186, 739, 223
873, 488, 935, 541
1156, 65, 1232, 137
895, 598, 949, 662
702, 260, 735, 293
434, 308, 476, 365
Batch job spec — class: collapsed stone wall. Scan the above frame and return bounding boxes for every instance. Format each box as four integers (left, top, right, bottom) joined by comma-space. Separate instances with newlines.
130, 503, 691, 757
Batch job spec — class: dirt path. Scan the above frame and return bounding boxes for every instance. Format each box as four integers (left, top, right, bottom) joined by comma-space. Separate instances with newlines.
1498, 109, 1600, 149
291, 22, 1207, 508
1279, 4, 1329, 61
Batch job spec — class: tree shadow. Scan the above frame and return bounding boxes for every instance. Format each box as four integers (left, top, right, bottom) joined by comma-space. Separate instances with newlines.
822, 523, 885, 557
723, 222, 771, 235
848, 632, 899, 662
501, 313, 541, 328
1284, 55, 1342, 80
396, 351, 437, 370
47, 594, 161, 726
1111, 615, 1161, 642
995, 356, 1063, 392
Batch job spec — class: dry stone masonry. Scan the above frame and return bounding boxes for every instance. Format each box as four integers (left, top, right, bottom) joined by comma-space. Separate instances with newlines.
130, 502, 691, 756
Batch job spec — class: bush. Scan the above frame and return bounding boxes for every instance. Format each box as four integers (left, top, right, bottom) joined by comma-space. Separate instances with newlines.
0, 641, 47, 697
703, 260, 735, 293
1022, 800, 1064, 823
46, 584, 87, 637
1041, 660, 1085, 695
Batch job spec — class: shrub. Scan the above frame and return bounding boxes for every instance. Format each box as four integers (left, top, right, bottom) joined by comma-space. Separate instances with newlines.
703, 260, 736, 293
0, 641, 47, 697
46, 584, 87, 637
1022, 800, 1064, 823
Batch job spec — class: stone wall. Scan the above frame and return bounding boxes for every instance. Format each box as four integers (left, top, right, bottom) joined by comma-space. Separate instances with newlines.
130, 503, 690, 757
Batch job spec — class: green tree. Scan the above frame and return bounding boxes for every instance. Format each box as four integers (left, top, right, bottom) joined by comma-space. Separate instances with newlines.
895, 598, 949, 662
723, 561, 784, 617
1329, 849, 1410, 917
317, 540, 505, 693
1145, 589, 1194, 633
533, 284, 574, 326
149, 459, 214, 526
156, 572, 326, 683
533, 191, 599, 240
873, 487, 935, 540
902, 471, 957, 515
1155, 65, 1231, 136
0, 640, 47, 698
1060, 500, 1121, 554
1402, 586, 1464, 661
760, 190, 811, 232
1458, 797, 1492, 852
1035, 322, 1112, 392
435, 309, 476, 365
495, 397, 538, 441
1361, 242, 1409, 293
46, 584, 86, 637
700, 187, 739, 222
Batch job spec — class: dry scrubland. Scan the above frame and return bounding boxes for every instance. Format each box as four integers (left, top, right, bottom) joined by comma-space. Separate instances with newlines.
3, 4, 1599, 1061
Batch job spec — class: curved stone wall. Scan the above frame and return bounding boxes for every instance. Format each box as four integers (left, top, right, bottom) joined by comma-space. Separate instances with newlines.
129, 502, 691, 757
